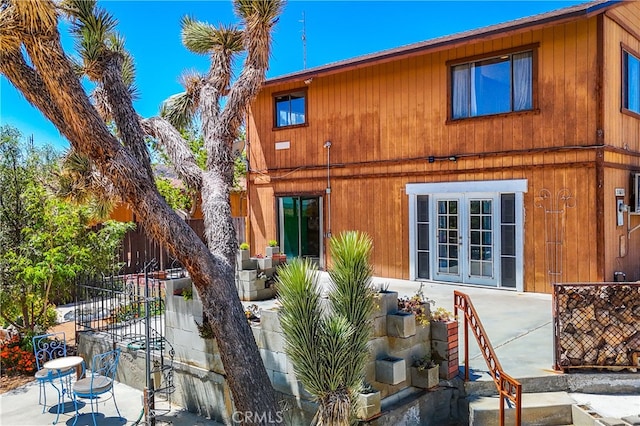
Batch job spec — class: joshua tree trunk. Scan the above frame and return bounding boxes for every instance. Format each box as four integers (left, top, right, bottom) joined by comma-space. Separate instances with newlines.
0, 1, 280, 423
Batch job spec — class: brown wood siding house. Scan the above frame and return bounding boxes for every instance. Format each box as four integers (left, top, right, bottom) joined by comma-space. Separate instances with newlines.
247, 0, 640, 293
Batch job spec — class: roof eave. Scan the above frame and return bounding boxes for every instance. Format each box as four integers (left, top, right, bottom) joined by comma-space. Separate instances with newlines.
263, 0, 621, 88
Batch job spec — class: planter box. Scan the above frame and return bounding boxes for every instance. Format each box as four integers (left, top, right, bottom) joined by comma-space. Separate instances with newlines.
356, 391, 381, 420
431, 320, 459, 380
375, 357, 406, 385
265, 246, 280, 257
237, 250, 256, 270
387, 311, 416, 338
237, 249, 250, 261
255, 257, 272, 270
377, 291, 399, 314
271, 253, 287, 265
410, 365, 439, 389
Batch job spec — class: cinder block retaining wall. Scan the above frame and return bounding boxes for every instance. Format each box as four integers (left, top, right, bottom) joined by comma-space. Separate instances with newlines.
78, 278, 463, 425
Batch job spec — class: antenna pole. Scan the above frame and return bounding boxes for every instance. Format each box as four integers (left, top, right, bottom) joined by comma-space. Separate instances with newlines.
301, 11, 307, 69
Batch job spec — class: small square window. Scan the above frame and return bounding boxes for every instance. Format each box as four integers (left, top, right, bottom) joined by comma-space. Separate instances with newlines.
623, 50, 640, 115
274, 90, 307, 128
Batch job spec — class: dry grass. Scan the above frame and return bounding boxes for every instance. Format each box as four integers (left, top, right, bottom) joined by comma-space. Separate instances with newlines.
0, 374, 34, 394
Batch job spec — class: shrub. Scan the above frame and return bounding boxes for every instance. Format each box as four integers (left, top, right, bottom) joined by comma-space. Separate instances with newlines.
0, 335, 36, 376
239, 242, 249, 250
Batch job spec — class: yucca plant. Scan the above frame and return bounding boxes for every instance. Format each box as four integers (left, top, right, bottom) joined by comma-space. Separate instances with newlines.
278, 231, 375, 425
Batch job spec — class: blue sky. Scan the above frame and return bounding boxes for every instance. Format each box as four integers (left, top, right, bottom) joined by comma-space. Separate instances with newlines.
1, 0, 585, 150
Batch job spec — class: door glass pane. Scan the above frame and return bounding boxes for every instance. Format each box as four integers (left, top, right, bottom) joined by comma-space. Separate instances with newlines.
438, 201, 446, 214
482, 216, 492, 230
471, 216, 480, 229
418, 252, 430, 279
482, 247, 492, 260
501, 225, 515, 256
471, 231, 480, 245
417, 195, 429, 223
469, 198, 493, 278
501, 194, 515, 223
482, 231, 492, 245
482, 262, 492, 276
449, 216, 458, 228
437, 200, 459, 275
438, 216, 446, 228
449, 259, 458, 274
501, 257, 516, 288
471, 247, 481, 260
281, 197, 299, 258
300, 198, 320, 257
500, 193, 517, 288
417, 224, 429, 250
470, 261, 481, 276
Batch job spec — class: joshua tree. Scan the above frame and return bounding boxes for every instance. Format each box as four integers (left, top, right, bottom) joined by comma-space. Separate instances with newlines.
0, 0, 283, 421
277, 231, 375, 425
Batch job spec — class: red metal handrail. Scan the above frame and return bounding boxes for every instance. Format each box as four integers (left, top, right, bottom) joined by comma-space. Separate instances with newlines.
454, 290, 522, 426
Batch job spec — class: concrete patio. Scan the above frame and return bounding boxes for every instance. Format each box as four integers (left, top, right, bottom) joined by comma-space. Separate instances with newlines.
2, 274, 638, 425
0, 378, 220, 425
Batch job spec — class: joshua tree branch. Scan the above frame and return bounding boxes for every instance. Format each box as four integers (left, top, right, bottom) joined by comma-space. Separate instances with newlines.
100, 55, 154, 181
0, 50, 78, 142
141, 116, 203, 191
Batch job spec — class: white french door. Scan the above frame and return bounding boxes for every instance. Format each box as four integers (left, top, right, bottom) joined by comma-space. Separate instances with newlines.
407, 179, 526, 290
433, 195, 497, 286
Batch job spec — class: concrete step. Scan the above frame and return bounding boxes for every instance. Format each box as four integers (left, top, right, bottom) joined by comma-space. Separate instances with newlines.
469, 391, 575, 426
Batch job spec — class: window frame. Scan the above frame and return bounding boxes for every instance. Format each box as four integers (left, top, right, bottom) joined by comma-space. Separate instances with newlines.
446, 43, 539, 122
622, 43, 640, 119
272, 88, 308, 129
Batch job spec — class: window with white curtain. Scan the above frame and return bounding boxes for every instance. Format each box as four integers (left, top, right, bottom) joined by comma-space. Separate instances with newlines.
623, 50, 640, 115
274, 90, 307, 128
451, 50, 533, 119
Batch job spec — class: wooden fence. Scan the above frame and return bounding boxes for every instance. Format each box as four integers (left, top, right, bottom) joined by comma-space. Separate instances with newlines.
117, 217, 246, 274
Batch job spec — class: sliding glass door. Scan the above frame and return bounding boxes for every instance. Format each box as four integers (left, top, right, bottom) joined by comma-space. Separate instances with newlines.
278, 197, 323, 267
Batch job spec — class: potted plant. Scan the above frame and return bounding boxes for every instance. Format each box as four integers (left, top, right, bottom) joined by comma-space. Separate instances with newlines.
265, 239, 279, 257
173, 286, 193, 300
398, 283, 434, 326
244, 304, 261, 324
237, 242, 250, 264
410, 355, 439, 389
356, 383, 381, 420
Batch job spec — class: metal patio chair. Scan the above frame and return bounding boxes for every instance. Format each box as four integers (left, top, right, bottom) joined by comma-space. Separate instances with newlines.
32, 332, 75, 412
72, 348, 122, 426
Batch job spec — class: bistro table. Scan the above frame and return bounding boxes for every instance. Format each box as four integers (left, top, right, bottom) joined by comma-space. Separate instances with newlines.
43, 356, 84, 424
